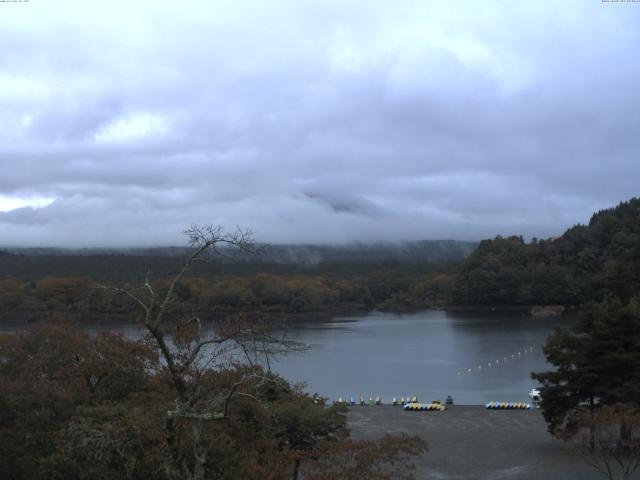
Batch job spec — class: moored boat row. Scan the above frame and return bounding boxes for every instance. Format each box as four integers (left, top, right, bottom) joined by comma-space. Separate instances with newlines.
404, 402, 447, 411
485, 401, 531, 409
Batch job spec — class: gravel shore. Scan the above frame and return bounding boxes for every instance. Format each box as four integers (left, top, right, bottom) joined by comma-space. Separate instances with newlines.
347, 405, 610, 480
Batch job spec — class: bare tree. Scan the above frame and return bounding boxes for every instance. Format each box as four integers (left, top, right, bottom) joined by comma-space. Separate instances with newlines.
102, 225, 302, 480
567, 404, 640, 480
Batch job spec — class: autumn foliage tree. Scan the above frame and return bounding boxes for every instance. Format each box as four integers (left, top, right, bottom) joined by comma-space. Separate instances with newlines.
564, 405, 640, 480
0, 225, 428, 480
0, 319, 162, 480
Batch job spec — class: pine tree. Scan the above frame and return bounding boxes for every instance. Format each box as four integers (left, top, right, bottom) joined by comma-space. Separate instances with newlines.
532, 297, 640, 436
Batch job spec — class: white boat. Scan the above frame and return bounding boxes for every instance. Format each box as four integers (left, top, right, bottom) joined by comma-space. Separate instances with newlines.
529, 388, 541, 403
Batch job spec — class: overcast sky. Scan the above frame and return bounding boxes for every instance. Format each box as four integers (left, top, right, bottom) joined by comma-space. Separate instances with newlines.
0, 0, 638, 247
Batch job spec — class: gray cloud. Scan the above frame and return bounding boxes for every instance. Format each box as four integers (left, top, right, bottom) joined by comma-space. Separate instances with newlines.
0, 0, 639, 247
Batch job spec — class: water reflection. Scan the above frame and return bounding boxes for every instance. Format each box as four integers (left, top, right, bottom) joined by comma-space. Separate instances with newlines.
270, 310, 569, 405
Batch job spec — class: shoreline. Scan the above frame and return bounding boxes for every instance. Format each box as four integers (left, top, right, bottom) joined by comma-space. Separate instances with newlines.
0, 303, 571, 327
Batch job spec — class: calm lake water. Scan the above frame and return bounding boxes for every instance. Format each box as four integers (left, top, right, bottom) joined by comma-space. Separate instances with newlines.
2, 309, 568, 405
269, 309, 568, 405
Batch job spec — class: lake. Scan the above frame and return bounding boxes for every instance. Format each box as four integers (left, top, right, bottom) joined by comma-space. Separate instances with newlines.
3, 309, 568, 405
269, 309, 569, 405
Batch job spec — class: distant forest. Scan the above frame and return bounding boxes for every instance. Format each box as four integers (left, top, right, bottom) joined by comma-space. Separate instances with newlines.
0, 241, 465, 321
0, 198, 638, 321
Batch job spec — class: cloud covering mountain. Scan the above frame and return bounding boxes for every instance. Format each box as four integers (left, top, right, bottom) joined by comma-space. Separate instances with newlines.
1, 0, 639, 246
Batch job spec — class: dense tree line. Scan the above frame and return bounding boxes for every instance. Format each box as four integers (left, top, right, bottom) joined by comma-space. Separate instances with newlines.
0, 263, 451, 319
0, 232, 457, 317
452, 198, 640, 306
0, 274, 376, 320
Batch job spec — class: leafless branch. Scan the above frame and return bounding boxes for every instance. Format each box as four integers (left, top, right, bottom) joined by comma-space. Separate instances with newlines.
96, 285, 150, 316
181, 337, 230, 371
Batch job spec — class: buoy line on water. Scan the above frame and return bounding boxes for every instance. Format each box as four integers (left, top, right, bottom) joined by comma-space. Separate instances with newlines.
456, 346, 537, 377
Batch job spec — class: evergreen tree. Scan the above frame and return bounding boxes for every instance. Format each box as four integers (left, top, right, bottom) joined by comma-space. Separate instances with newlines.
532, 297, 640, 436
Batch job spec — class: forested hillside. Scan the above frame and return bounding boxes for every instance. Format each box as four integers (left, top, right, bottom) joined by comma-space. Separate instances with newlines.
0, 241, 467, 320
1, 198, 638, 318
452, 198, 640, 306
0, 258, 449, 321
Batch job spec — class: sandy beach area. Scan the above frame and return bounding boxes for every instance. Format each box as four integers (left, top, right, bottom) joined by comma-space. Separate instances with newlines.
347, 405, 612, 480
